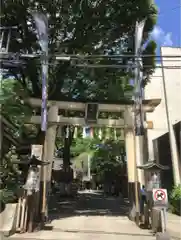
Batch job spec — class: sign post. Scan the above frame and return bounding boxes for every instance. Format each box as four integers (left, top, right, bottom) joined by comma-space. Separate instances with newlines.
152, 189, 168, 208
31, 145, 43, 161
152, 188, 170, 240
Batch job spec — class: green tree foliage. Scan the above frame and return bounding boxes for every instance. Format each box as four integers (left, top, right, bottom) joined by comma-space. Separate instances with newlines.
91, 140, 125, 182
1, 0, 158, 100
169, 185, 181, 216
142, 40, 157, 85
0, 147, 21, 204
0, 78, 36, 165
71, 137, 100, 157
0, 78, 31, 126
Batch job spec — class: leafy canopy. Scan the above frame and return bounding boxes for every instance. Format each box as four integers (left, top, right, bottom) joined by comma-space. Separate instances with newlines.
1, 0, 158, 101
91, 139, 125, 181
0, 78, 31, 125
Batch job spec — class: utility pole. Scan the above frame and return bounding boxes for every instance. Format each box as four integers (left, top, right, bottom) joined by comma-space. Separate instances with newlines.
31, 13, 71, 222
133, 20, 146, 225
32, 12, 49, 222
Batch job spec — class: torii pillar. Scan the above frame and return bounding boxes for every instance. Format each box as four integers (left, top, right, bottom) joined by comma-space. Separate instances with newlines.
124, 107, 141, 221
124, 104, 155, 221
41, 103, 59, 218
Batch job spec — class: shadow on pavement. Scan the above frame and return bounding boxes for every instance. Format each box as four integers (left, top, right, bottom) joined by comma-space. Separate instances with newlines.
48, 191, 129, 222
42, 228, 152, 237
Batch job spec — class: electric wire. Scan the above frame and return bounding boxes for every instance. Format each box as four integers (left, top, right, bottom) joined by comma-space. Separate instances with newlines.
1, 51, 181, 59
158, 4, 181, 17
1, 52, 181, 70
1, 59, 181, 69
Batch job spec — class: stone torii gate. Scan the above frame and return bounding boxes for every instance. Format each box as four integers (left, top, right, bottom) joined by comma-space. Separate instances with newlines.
25, 97, 160, 218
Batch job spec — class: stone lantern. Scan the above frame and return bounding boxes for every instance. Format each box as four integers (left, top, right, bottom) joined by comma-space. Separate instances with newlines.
137, 160, 169, 231
137, 160, 169, 190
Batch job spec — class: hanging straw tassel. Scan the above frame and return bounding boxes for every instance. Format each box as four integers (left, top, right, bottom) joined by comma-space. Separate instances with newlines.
98, 128, 102, 139
114, 128, 117, 140
73, 126, 78, 138
90, 127, 93, 138
85, 126, 89, 138
116, 128, 121, 140
120, 129, 124, 140
105, 128, 110, 139
57, 126, 62, 138
65, 126, 69, 139
82, 127, 86, 138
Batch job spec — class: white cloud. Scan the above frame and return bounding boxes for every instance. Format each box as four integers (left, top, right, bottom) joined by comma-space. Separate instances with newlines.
163, 33, 173, 46
151, 26, 164, 40
150, 26, 173, 46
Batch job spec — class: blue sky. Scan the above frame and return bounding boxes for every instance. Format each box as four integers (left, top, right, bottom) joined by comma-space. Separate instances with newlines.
150, 0, 181, 47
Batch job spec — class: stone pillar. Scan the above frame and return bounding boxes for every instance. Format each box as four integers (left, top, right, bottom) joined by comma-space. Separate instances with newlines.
125, 128, 137, 220
40, 104, 58, 219
124, 107, 140, 221
45, 104, 59, 183
135, 136, 145, 185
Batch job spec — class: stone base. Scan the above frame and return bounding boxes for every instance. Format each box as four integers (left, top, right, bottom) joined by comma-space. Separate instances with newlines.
128, 182, 140, 222
152, 208, 162, 233
0, 203, 18, 236
156, 232, 171, 240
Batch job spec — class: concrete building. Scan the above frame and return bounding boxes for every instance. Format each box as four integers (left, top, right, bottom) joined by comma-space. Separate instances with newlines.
145, 47, 181, 189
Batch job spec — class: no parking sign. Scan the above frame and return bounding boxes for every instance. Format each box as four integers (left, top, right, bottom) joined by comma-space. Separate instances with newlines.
152, 188, 168, 208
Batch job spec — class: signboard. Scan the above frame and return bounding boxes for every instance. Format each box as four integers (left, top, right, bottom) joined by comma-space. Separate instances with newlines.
24, 167, 40, 195
53, 158, 63, 170
31, 144, 43, 160
152, 188, 168, 208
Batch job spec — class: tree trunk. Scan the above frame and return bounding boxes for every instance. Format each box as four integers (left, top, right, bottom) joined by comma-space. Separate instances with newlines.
63, 137, 71, 168
34, 128, 46, 224
36, 129, 45, 145
62, 126, 74, 168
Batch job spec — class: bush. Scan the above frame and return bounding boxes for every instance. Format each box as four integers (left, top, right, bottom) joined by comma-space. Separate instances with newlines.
169, 185, 181, 215
0, 147, 21, 204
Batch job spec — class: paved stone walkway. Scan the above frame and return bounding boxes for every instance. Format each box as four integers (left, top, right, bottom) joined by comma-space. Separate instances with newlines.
167, 212, 181, 239
10, 190, 156, 240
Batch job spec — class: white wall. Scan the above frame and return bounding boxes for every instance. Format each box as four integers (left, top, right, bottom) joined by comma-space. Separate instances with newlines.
145, 47, 181, 160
